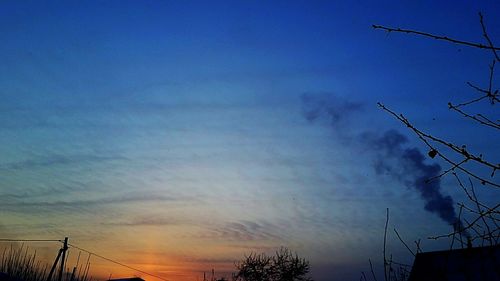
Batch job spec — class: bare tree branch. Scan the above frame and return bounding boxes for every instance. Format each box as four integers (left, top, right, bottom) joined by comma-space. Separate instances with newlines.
448, 103, 500, 129
369, 259, 378, 281
393, 229, 415, 257
479, 12, 500, 62
372, 24, 500, 51
383, 208, 389, 281
377, 102, 499, 187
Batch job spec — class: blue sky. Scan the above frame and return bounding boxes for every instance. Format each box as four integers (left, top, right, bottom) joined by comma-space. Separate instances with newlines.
1, 1, 499, 281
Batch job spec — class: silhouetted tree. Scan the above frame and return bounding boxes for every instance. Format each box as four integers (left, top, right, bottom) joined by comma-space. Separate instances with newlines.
374, 11, 499, 248
360, 11, 500, 281
234, 248, 312, 281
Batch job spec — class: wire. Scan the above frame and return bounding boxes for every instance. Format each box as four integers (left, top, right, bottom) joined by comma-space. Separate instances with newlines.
0, 238, 170, 281
0, 238, 62, 242
68, 243, 170, 281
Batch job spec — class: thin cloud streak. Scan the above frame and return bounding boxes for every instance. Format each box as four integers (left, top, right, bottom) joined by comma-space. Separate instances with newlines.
1, 193, 189, 213
192, 220, 286, 242
0, 154, 127, 171
101, 216, 181, 227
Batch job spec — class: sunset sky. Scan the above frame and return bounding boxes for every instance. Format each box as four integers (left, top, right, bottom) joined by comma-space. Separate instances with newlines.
1, 1, 499, 281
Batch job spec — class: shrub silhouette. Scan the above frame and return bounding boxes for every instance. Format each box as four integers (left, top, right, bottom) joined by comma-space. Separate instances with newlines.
234, 247, 312, 281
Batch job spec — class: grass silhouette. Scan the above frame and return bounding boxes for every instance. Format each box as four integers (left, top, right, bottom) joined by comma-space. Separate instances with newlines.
0, 244, 91, 281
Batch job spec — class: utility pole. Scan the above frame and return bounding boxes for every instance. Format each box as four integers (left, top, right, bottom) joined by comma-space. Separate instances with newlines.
47, 237, 69, 281
58, 237, 69, 281
47, 249, 62, 281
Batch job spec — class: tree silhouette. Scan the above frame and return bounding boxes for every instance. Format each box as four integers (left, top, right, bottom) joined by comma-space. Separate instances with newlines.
373, 12, 499, 248
234, 248, 312, 281
359, 11, 500, 281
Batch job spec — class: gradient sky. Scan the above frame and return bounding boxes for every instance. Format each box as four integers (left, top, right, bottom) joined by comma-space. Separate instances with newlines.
1, 1, 499, 281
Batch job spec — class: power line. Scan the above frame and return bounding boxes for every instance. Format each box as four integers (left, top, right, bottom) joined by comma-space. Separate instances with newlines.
0, 238, 170, 281
68, 243, 170, 281
0, 238, 63, 243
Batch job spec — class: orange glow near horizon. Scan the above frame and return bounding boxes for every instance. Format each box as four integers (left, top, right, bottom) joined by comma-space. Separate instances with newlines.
82, 257, 236, 281
0, 241, 236, 281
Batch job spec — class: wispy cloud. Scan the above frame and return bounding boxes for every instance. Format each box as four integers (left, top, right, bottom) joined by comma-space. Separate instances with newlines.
0, 154, 127, 171
196, 220, 285, 242
101, 216, 181, 226
1, 193, 188, 214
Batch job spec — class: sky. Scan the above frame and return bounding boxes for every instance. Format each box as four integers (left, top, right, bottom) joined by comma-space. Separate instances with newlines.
0, 1, 499, 281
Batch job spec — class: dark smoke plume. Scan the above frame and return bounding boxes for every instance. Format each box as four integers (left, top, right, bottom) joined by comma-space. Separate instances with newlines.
302, 94, 466, 234
366, 130, 460, 226
301, 93, 363, 126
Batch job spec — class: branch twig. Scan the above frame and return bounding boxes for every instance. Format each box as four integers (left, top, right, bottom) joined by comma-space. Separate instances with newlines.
373, 24, 500, 51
